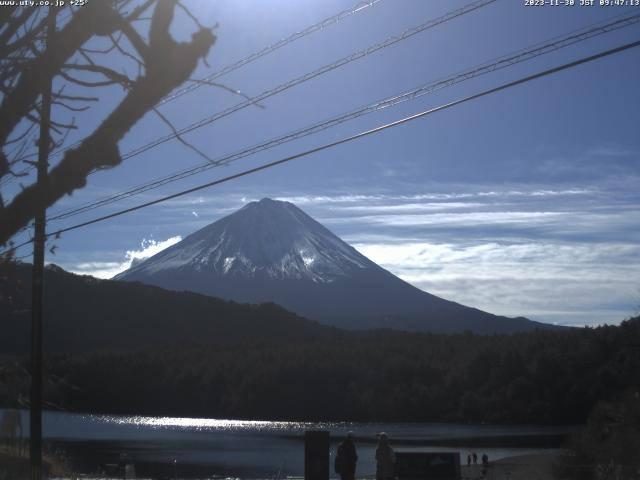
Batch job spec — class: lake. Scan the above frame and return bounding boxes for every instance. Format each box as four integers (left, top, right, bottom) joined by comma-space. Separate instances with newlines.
1, 409, 578, 478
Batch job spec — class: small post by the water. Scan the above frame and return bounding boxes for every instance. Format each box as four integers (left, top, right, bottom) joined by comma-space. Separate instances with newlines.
304, 430, 329, 480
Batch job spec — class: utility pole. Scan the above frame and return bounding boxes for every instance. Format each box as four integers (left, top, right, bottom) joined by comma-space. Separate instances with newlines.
31, 7, 55, 480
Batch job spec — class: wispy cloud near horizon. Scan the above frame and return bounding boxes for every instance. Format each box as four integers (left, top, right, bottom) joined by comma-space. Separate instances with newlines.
56, 182, 639, 327
66, 235, 182, 279
352, 240, 639, 326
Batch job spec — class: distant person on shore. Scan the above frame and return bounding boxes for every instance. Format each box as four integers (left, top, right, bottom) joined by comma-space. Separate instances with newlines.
467, 454, 471, 466
481, 453, 489, 478
335, 432, 358, 480
375, 432, 395, 480
472, 452, 477, 465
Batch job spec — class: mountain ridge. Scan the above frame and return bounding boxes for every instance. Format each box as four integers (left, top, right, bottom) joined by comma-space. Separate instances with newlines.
117, 198, 372, 283
0, 261, 333, 354
115, 198, 555, 334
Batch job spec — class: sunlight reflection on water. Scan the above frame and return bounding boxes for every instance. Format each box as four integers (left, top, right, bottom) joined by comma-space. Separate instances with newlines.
90, 414, 343, 432
2, 410, 575, 478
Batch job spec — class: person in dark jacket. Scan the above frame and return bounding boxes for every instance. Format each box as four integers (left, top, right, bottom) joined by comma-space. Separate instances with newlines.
375, 432, 395, 480
335, 432, 358, 480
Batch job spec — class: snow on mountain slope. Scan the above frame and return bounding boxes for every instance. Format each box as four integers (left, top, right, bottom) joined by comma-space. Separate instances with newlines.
116, 198, 371, 283
115, 198, 553, 334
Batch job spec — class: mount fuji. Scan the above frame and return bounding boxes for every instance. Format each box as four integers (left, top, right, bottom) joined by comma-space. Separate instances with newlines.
115, 198, 551, 333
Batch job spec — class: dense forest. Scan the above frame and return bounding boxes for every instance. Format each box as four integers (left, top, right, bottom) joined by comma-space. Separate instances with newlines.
556, 388, 640, 479
1, 316, 638, 424
0, 262, 333, 354
2, 261, 638, 424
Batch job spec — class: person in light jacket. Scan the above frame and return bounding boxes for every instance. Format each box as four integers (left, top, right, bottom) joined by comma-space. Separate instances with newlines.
375, 432, 395, 480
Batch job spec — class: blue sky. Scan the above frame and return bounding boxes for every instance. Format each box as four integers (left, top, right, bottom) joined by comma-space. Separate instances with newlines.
4, 0, 640, 326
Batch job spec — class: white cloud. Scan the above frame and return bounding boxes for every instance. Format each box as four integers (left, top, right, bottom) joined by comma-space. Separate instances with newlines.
353, 241, 640, 326
331, 210, 567, 227
68, 236, 182, 279
272, 189, 592, 206
58, 184, 638, 327
587, 145, 637, 157
336, 202, 485, 213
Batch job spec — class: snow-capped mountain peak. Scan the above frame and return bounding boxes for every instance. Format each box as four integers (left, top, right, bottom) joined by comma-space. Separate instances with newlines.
116, 198, 371, 283
114, 198, 548, 334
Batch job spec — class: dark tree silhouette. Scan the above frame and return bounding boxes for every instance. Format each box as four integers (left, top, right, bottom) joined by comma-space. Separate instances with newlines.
3, 262, 640, 424
0, 0, 216, 246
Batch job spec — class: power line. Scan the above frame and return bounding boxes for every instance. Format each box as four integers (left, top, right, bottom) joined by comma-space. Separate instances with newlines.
44, 0, 499, 219
3, 36, 638, 259
116, 0, 497, 162
5, 0, 497, 189
159, 0, 385, 106
0, 0, 384, 186
47, 11, 640, 222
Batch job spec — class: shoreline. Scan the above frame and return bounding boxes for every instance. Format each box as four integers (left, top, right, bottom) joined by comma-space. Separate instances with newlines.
279, 432, 570, 448
0, 447, 71, 478
0, 448, 563, 479
461, 453, 561, 480
51, 438, 565, 479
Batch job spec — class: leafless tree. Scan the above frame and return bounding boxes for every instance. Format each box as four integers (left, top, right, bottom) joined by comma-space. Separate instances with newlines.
0, 0, 216, 247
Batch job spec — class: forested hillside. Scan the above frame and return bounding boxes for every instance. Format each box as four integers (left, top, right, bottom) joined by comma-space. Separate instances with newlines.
1, 317, 638, 424
0, 262, 333, 353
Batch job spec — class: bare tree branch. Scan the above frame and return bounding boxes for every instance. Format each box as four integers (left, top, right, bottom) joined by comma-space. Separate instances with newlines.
0, 0, 216, 244
52, 93, 99, 103
62, 64, 134, 87
0, 9, 38, 53
118, 24, 149, 65
52, 101, 90, 113
0, 11, 49, 59
152, 106, 216, 163
187, 77, 266, 109
59, 70, 122, 88
0, 2, 122, 178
